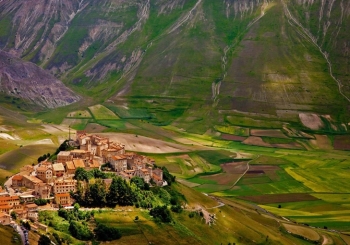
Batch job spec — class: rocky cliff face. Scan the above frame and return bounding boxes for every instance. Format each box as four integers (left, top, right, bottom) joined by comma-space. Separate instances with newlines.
0, 51, 80, 108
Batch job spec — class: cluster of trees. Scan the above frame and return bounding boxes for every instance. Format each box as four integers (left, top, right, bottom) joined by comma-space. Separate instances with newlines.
161, 166, 176, 185
150, 206, 172, 223
74, 176, 135, 207
37, 153, 50, 163
74, 168, 114, 182
94, 223, 122, 241
34, 198, 49, 206
57, 204, 122, 241
38, 235, 51, 245
72, 166, 182, 211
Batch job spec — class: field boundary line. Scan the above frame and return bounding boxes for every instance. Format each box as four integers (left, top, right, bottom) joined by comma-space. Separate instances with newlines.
229, 155, 260, 190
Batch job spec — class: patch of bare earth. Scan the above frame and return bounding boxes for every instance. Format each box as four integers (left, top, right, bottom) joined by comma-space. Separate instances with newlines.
250, 129, 287, 138
242, 136, 303, 149
221, 134, 247, 141
310, 135, 332, 150
333, 135, 350, 150
299, 113, 324, 130
97, 133, 189, 153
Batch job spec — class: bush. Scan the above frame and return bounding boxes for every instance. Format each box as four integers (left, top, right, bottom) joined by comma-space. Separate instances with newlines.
94, 223, 122, 241
34, 198, 48, 206
38, 235, 51, 245
171, 205, 183, 213
150, 206, 172, 223
69, 221, 93, 240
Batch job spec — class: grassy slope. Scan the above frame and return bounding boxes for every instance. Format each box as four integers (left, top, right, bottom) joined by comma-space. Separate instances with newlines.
220, 1, 347, 120
287, 0, 350, 101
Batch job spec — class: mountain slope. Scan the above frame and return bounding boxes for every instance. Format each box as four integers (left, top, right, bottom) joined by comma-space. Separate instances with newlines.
0, 0, 349, 130
0, 51, 80, 108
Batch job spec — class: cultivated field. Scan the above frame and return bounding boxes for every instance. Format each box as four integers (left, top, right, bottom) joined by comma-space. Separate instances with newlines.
67, 110, 92, 118
88, 104, 120, 120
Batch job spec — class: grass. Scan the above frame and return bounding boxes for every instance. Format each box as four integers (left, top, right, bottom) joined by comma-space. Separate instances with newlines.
0, 224, 21, 245
214, 125, 249, 136
88, 104, 120, 120
66, 110, 92, 118
0, 144, 57, 173
283, 223, 320, 241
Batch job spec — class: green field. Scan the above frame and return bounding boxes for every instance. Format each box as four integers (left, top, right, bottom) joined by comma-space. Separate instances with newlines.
88, 104, 120, 120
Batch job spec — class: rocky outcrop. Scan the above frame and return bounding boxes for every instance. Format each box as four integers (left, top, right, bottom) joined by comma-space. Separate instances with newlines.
0, 51, 80, 108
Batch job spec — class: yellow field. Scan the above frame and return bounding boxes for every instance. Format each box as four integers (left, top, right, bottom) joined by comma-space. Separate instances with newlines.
283, 223, 320, 241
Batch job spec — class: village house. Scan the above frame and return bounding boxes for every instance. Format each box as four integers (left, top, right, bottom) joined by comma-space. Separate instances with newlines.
55, 193, 71, 206
0, 205, 11, 213
0, 212, 10, 225
86, 159, 100, 171
14, 209, 27, 220
134, 169, 151, 183
12, 175, 23, 188
25, 203, 38, 212
70, 149, 90, 160
52, 163, 65, 177
64, 161, 76, 175
110, 155, 128, 172
57, 151, 73, 163
118, 171, 133, 181
19, 165, 34, 175
152, 168, 165, 186
73, 159, 85, 169
0, 196, 20, 207
54, 179, 77, 194
22, 175, 43, 189
28, 211, 38, 221
36, 165, 53, 183
19, 195, 35, 203
34, 183, 51, 199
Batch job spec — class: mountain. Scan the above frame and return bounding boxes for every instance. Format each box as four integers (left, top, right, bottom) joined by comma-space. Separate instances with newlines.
0, 0, 349, 130
0, 51, 80, 108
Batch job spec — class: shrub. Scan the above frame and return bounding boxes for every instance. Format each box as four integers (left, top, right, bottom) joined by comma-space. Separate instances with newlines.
150, 206, 172, 223
69, 221, 93, 240
94, 223, 122, 241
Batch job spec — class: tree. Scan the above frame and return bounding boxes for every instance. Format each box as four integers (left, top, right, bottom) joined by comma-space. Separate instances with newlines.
87, 180, 106, 207
38, 235, 51, 245
10, 211, 16, 220
69, 221, 93, 240
130, 177, 145, 190
161, 167, 176, 185
74, 167, 93, 182
107, 177, 134, 207
150, 206, 172, 223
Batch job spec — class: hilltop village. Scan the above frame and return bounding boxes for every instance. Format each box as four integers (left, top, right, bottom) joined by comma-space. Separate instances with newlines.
0, 131, 166, 226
